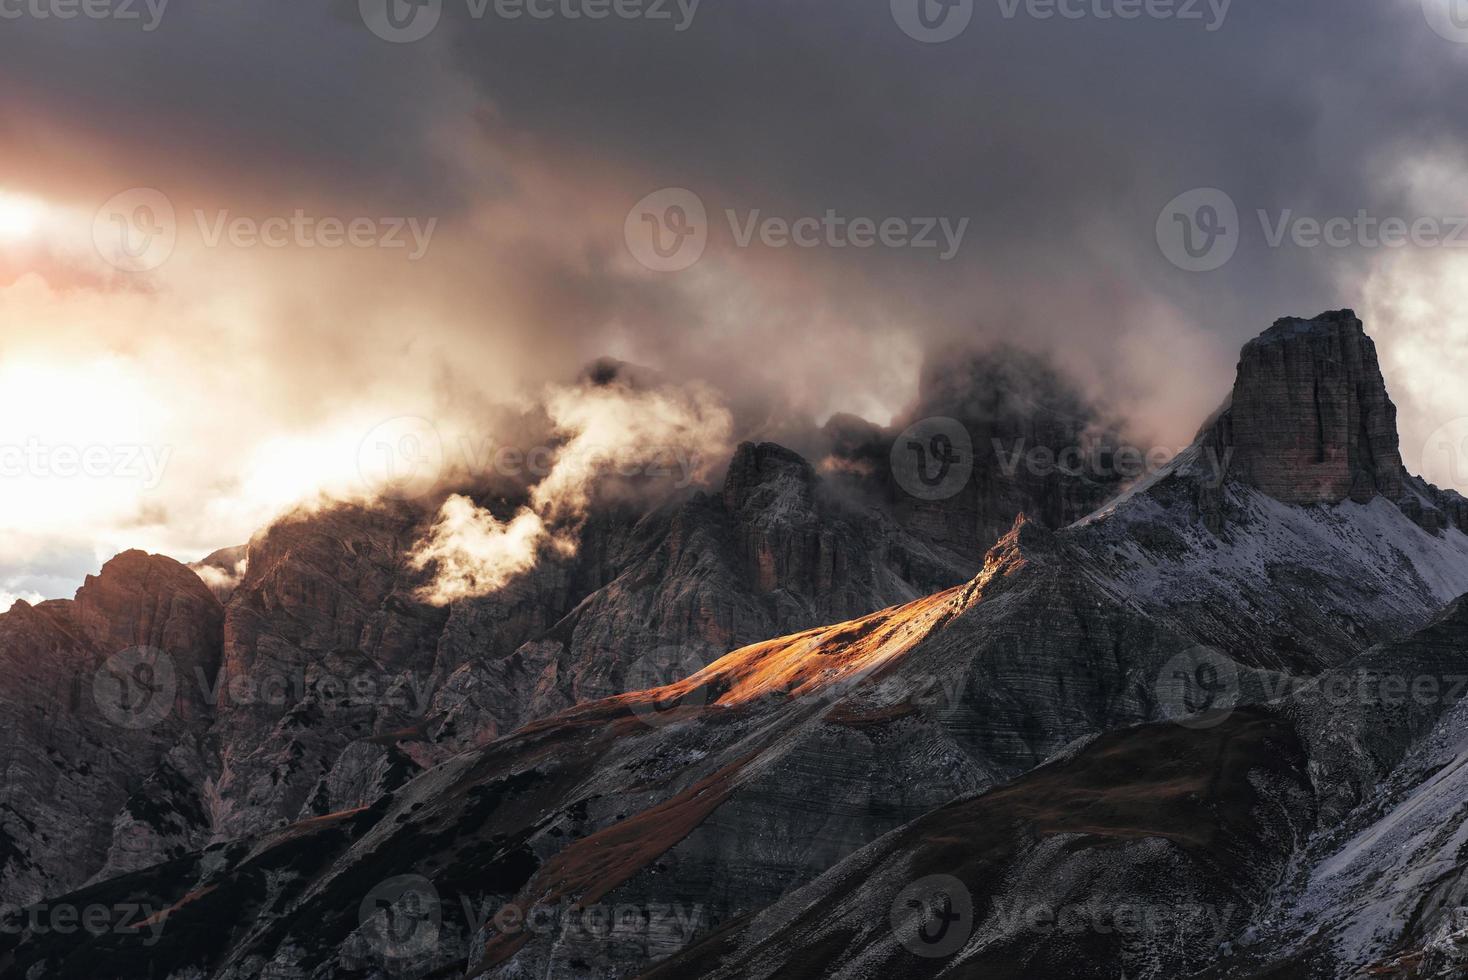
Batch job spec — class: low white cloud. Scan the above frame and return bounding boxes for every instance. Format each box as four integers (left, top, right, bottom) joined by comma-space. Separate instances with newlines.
0, 589, 45, 614
409, 377, 733, 604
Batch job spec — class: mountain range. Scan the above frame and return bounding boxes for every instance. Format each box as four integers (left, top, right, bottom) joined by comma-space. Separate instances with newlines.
4, 310, 1468, 979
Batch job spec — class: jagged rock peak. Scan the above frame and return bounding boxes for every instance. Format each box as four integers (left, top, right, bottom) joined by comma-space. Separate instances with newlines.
722, 442, 817, 513
1209, 309, 1406, 505
576, 356, 663, 390
73, 549, 223, 657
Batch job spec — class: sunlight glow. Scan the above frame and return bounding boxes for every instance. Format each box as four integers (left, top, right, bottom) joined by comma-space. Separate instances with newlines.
0, 192, 46, 243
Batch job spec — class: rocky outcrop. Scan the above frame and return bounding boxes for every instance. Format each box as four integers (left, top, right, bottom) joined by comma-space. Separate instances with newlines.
652, 708, 1316, 980
427, 442, 977, 753
1206, 310, 1406, 506
826, 343, 1129, 557
657, 589, 1468, 980
0, 551, 222, 906
210, 499, 450, 840
1202, 309, 1468, 538
189, 544, 248, 603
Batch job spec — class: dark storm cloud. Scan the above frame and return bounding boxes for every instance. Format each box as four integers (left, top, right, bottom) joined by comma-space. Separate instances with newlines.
0, 0, 467, 211
7, 0, 1466, 399
5, 0, 1468, 605
427, 0, 1468, 352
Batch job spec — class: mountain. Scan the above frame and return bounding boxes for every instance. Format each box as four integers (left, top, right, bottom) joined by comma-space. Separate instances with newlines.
0, 343, 1123, 923
824, 342, 1129, 555
5, 310, 1468, 980
651, 588, 1468, 980
0, 551, 223, 906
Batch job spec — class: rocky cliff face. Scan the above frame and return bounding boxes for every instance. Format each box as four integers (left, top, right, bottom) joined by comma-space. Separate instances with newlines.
655, 591, 1468, 980
1207, 310, 1406, 505
0, 551, 222, 906
1204, 309, 1468, 539
0, 366, 991, 907
427, 439, 976, 754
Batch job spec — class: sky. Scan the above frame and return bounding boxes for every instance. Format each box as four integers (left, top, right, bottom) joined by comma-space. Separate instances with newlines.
3, 0, 1468, 606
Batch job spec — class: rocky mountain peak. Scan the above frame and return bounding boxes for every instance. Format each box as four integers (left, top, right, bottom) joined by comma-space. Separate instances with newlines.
722, 441, 818, 514
73, 549, 223, 654
1208, 309, 1407, 505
